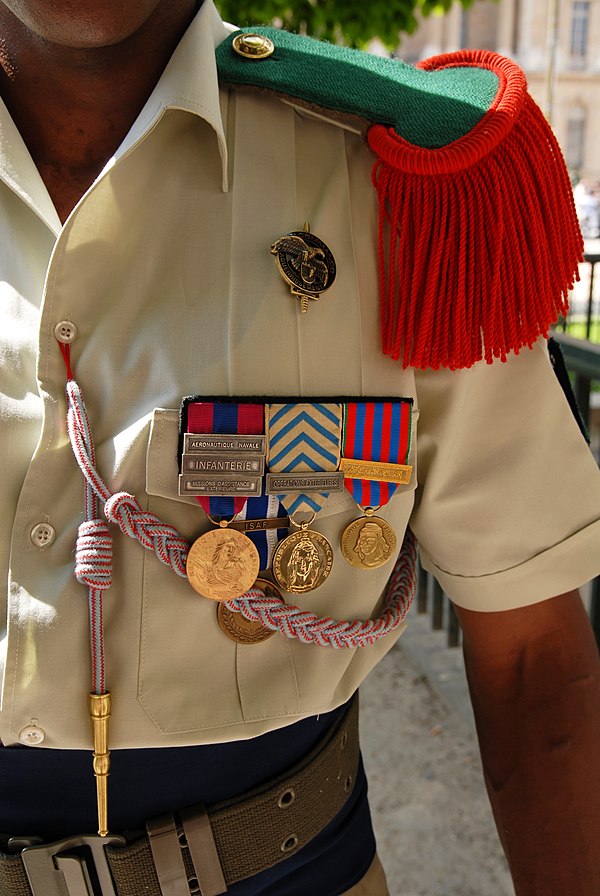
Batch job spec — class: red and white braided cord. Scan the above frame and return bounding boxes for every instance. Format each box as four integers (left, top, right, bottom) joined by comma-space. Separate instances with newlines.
65, 374, 416, 650
226, 530, 417, 647
67, 379, 189, 579
68, 376, 112, 693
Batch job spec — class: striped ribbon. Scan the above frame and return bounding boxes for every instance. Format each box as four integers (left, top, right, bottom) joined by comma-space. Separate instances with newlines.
343, 401, 412, 507
237, 494, 289, 571
186, 401, 263, 516
266, 403, 342, 515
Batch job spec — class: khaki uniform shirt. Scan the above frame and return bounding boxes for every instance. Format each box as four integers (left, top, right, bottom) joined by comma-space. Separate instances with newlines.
1, 0, 599, 750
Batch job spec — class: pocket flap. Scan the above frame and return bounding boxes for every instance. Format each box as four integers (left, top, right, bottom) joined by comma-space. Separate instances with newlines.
146, 408, 359, 516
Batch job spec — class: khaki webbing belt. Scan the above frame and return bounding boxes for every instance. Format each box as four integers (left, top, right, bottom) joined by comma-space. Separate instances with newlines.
0, 697, 359, 896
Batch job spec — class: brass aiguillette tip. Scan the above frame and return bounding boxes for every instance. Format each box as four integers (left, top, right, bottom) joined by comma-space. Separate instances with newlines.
90, 692, 111, 837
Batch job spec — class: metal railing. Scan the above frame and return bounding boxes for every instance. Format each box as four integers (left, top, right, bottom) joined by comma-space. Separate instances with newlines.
557, 252, 600, 343
416, 328, 600, 649
551, 330, 600, 646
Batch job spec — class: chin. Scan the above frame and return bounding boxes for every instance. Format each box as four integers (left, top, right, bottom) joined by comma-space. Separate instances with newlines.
2, 0, 167, 49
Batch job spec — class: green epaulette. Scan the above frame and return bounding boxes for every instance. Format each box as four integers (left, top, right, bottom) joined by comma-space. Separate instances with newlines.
216, 28, 582, 371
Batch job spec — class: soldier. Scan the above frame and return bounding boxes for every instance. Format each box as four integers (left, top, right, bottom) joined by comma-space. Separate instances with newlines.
0, 1, 598, 895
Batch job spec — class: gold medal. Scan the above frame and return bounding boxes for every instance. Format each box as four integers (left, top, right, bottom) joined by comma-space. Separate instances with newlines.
340, 512, 397, 570
217, 578, 283, 644
272, 524, 334, 594
186, 526, 260, 601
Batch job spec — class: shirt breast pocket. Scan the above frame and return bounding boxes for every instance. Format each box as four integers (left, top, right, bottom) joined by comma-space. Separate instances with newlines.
140, 405, 419, 738
140, 409, 305, 735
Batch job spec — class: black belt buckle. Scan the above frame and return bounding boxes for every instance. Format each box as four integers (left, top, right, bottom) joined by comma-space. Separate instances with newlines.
16, 834, 125, 896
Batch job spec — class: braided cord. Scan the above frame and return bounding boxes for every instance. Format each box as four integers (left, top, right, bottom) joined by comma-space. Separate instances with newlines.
226, 529, 416, 648
68, 377, 111, 693
65, 371, 416, 650
67, 379, 189, 579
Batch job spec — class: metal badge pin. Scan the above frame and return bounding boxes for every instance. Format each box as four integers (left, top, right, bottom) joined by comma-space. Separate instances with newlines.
271, 223, 337, 313
232, 33, 275, 59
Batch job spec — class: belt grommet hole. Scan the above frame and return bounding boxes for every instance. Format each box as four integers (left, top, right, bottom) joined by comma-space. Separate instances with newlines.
281, 834, 299, 853
344, 774, 353, 793
340, 732, 348, 750
188, 877, 201, 895
178, 832, 188, 848
278, 788, 296, 809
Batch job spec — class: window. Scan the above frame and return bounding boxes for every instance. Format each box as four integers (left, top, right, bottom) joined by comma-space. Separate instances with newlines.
565, 106, 586, 174
571, 1, 590, 62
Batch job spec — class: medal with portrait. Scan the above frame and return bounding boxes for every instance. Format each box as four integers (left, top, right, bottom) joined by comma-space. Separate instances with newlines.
340, 510, 397, 570
339, 400, 414, 570
272, 524, 334, 594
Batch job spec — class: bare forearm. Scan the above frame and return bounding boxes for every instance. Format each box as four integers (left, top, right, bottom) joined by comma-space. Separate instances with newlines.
477, 668, 600, 894
458, 592, 600, 896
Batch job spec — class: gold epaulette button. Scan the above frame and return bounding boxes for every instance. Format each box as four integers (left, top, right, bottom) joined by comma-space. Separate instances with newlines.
232, 33, 275, 60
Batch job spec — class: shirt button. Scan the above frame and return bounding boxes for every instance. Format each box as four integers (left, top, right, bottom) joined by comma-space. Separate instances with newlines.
53, 320, 78, 344
29, 523, 56, 548
19, 725, 45, 745
30, 522, 56, 549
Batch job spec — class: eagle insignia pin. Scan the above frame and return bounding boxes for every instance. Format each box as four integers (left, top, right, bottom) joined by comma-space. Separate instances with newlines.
271, 223, 336, 313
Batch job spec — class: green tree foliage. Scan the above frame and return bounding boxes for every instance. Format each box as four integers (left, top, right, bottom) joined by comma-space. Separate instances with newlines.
215, 0, 478, 49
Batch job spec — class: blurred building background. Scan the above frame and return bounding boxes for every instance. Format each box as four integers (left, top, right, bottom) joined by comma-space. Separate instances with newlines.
397, 0, 600, 184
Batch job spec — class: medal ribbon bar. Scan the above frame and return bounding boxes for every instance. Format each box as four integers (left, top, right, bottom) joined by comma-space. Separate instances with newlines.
183, 402, 264, 513
266, 403, 343, 514
342, 401, 412, 506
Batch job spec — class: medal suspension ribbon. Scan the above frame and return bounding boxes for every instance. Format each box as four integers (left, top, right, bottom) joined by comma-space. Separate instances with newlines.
59, 345, 416, 654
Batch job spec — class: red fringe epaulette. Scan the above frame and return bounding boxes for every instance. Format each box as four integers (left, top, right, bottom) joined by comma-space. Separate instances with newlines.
217, 32, 583, 371
368, 50, 583, 370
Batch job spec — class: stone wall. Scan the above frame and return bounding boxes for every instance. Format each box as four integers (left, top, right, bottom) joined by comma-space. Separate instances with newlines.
396, 0, 600, 182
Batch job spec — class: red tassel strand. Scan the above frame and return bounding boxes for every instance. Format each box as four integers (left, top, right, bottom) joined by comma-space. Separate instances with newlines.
367, 50, 583, 370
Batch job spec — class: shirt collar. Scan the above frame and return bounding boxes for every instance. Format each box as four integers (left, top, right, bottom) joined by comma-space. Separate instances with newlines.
0, 0, 233, 233
114, 0, 233, 191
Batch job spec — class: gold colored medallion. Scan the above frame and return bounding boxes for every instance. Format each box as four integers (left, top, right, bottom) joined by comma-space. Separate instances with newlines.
340, 513, 397, 570
187, 527, 260, 601
272, 525, 334, 594
217, 578, 283, 644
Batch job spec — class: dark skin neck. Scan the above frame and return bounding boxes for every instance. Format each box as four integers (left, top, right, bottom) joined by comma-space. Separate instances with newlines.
0, 1, 199, 222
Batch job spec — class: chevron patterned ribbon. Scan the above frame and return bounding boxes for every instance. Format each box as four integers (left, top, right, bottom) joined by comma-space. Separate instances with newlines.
266, 403, 342, 515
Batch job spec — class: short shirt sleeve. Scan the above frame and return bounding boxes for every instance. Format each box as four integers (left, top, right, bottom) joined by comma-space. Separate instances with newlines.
409, 338, 600, 611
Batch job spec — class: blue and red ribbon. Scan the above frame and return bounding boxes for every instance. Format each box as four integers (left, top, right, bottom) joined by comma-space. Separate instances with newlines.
342, 401, 412, 507
186, 401, 264, 517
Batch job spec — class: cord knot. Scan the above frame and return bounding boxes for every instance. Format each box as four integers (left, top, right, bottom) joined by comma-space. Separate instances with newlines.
104, 491, 142, 537
75, 520, 112, 591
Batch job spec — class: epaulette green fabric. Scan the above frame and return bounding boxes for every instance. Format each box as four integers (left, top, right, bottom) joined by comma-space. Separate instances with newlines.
216, 28, 583, 371
215, 26, 499, 148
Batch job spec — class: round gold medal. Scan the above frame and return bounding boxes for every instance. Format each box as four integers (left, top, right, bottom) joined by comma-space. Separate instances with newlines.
217, 578, 283, 645
340, 516, 397, 570
272, 527, 334, 594
186, 528, 260, 601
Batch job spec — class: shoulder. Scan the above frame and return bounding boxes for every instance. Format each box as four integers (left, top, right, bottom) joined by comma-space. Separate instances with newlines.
217, 29, 583, 371
216, 27, 523, 149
